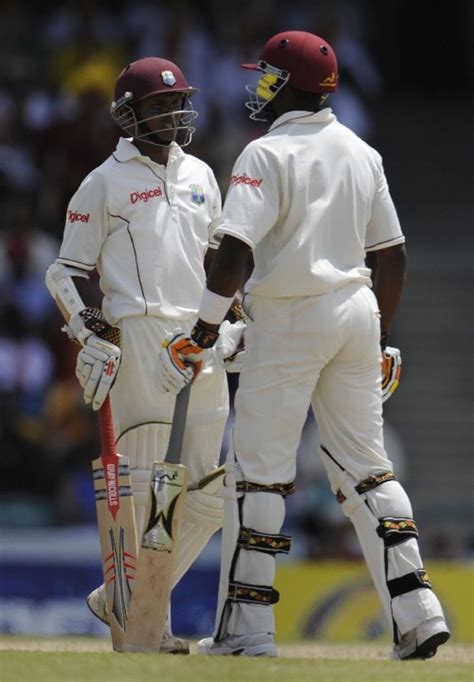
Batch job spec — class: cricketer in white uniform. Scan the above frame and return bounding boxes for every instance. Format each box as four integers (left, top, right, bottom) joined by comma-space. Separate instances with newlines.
157, 32, 450, 659
45, 57, 244, 653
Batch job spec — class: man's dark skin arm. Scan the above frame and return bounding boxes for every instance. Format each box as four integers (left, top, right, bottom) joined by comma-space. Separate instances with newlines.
198, 235, 252, 331
371, 243, 407, 343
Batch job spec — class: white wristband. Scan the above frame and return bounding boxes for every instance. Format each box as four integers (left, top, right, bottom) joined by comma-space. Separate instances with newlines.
198, 287, 234, 325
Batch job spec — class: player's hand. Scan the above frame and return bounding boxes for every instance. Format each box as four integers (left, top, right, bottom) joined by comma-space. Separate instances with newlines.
76, 335, 121, 410
381, 346, 401, 402
213, 320, 246, 373
156, 330, 205, 395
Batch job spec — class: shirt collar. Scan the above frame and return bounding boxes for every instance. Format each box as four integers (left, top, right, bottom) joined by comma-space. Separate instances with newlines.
268, 107, 335, 131
114, 137, 184, 165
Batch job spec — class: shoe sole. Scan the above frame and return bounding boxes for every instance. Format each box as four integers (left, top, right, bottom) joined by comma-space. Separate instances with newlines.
404, 631, 450, 660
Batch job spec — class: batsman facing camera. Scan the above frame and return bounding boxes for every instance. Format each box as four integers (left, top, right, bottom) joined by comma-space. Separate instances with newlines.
110, 56, 198, 147
45, 54, 239, 652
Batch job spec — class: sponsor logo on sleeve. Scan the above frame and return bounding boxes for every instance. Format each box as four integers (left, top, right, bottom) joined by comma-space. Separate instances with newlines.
229, 173, 263, 188
130, 187, 163, 204
68, 210, 90, 223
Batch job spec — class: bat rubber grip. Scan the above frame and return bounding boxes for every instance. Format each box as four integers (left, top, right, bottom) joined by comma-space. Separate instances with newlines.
98, 396, 116, 457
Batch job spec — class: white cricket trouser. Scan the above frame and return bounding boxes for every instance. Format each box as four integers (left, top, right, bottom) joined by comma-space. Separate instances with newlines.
236, 282, 388, 482
110, 315, 228, 485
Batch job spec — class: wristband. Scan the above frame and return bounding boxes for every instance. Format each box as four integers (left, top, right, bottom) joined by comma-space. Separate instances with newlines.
198, 287, 234, 325
191, 321, 219, 348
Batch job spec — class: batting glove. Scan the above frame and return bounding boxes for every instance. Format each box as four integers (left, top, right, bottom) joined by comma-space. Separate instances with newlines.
213, 320, 246, 373
381, 346, 402, 402
76, 334, 121, 410
156, 331, 206, 395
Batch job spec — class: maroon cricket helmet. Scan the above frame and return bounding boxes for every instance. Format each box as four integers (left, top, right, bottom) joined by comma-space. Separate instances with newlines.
242, 31, 338, 94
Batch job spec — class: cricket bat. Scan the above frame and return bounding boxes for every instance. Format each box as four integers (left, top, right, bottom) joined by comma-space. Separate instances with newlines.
123, 383, 191, 652
92, 395, 138, 651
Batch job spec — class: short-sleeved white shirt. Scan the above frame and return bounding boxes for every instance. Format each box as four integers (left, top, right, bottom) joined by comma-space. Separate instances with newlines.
57, 138, 222, 324
216, 109, 405, 298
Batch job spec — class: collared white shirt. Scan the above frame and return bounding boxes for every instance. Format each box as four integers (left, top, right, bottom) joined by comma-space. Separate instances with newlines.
57, 138, 221, 323
216, 109, 405, 298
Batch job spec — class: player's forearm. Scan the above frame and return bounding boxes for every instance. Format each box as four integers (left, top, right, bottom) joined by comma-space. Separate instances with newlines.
206, 235, 251, 299
191, 236, 251, 343
372, 244, 407, 336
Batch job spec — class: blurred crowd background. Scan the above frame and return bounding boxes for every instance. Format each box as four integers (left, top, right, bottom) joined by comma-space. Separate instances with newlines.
0, 0, 472, 563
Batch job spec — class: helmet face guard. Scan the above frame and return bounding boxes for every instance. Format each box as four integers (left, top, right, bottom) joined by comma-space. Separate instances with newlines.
244, 60, 291, 121
110, 91, 198, 147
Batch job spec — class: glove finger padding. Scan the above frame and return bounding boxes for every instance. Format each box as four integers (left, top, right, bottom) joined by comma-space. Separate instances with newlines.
381, 346, 401, 402
75, 335, 121, 410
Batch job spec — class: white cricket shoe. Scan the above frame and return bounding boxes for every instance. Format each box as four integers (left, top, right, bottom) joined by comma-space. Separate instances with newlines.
391, 616, 450, 660
197, 633, 277, 657
86, 585, 190, 654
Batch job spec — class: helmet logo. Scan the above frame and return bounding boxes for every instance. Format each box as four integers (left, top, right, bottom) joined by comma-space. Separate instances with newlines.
319, 72, 337, 88
161, 70, 176, 86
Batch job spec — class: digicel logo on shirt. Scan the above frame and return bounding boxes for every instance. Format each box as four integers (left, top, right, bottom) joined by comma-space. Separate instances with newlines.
229, 173, 263, 188
130, 187, 163, 203
68, 210, 90, 223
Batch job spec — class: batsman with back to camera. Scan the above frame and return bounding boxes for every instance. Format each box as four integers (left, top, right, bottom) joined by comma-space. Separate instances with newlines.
156, 31, 450, 658
45, 56, 245, 653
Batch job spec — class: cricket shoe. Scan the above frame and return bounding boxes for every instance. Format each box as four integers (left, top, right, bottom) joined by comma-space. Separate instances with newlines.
391, 616, 450, 660
86, 585, 190, 654
197, 633, 277, 657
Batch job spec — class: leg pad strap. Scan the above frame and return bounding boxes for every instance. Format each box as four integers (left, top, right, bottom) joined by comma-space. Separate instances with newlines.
228, 581, 280, 605
377, 517, 419, 547
387, 569, 432, 599
337, 471, 396, 503
238, 526, 292, 555
236, 480, 295, 497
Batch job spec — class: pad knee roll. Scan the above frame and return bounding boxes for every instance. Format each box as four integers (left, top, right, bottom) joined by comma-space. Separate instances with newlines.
117, 423, 170, 537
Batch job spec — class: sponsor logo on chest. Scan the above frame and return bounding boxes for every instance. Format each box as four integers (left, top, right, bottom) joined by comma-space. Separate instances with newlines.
130, 187, 163, 204
68, 210, 90, 223
229, 173, 263, 188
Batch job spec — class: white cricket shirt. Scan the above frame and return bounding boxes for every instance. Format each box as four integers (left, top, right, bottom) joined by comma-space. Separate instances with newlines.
216, 109, 405, 298
57, 137, 221, 323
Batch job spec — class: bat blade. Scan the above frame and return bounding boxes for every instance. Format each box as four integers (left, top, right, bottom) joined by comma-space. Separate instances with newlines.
123, 384, 191, 653
93, 397, 138, 651
123, 462, 188, 652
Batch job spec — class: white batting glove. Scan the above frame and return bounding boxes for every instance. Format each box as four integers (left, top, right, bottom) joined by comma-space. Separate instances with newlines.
156, 330, 204, 395
213, 320, 246, 373
381, 346, 402, 402
76, 335, 121, 410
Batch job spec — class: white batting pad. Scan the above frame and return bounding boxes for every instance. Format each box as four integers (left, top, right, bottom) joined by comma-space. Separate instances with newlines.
117, 423, 170, 537
324, 456, 445, 635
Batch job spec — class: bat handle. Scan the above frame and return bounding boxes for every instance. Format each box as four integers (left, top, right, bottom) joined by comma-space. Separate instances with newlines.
165, 382, 192, 464
98, 395, 116, 457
